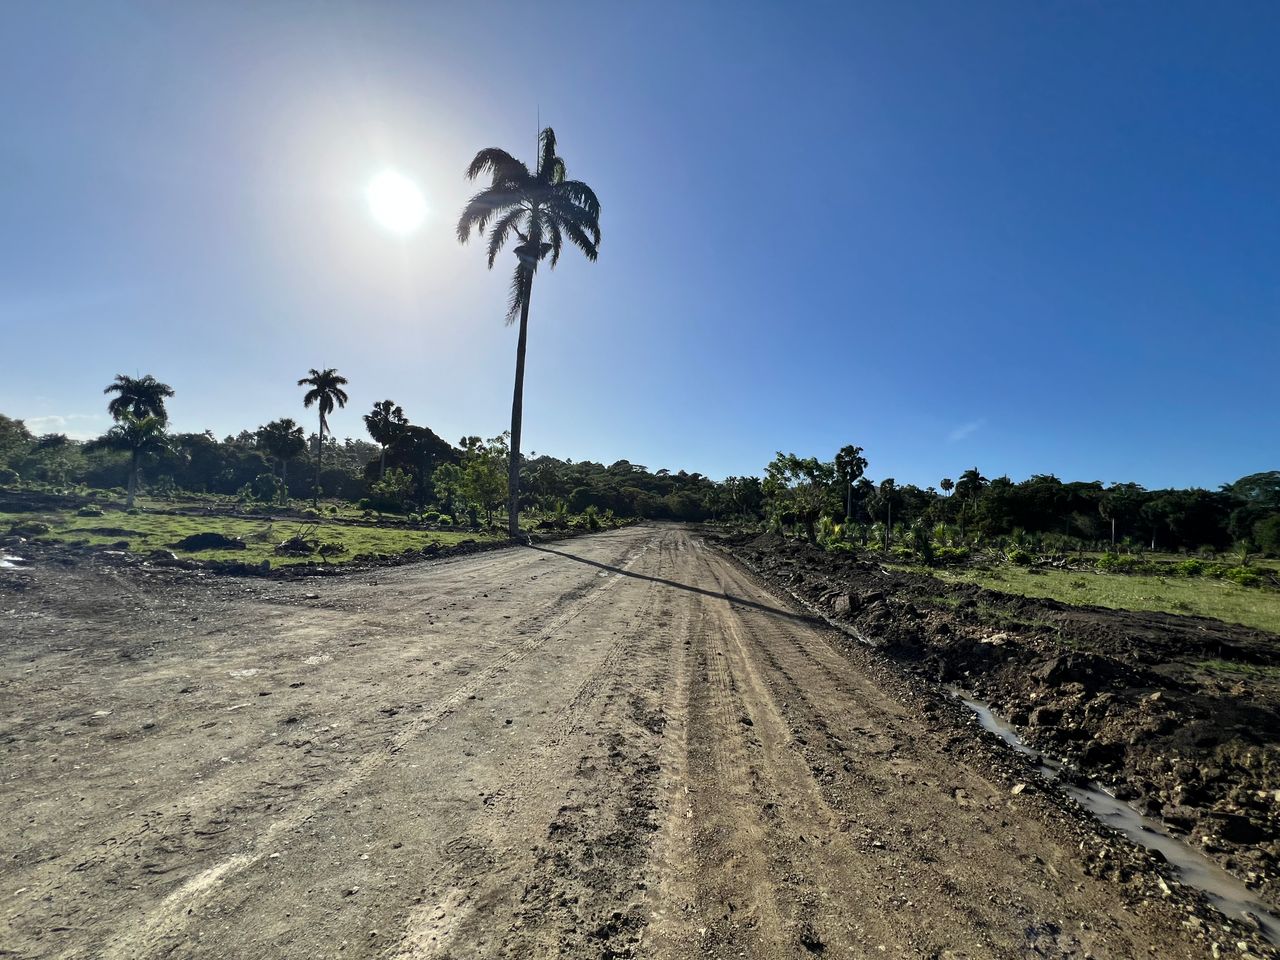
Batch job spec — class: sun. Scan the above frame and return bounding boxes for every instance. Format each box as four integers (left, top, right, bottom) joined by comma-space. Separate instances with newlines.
365, 169, 427, 235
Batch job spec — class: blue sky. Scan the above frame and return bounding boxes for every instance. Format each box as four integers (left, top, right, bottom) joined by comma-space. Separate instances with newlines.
1, 1, 1276, 489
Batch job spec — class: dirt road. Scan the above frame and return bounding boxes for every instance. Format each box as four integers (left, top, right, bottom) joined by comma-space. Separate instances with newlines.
1, 525, 1259, 958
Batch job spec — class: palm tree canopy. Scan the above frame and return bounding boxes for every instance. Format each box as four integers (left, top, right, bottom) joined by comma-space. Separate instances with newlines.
91, 413, 169, 456
104, 374, 175, 423
257, 418, 307, 461
363, 400, 407, 447
457, 127, 601, 322
297, 368, 349, 429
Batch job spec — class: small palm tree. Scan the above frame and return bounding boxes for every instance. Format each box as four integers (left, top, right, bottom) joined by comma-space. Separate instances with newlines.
297, 368, 349, 505
363, 400, 407, 478
256, 418, 307, 502
457, 127, 601, 539
91, 414, 168, 508
104, 374, 175, 424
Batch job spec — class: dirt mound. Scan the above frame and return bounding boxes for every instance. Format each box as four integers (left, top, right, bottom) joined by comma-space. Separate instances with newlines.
171, 532, 247, 551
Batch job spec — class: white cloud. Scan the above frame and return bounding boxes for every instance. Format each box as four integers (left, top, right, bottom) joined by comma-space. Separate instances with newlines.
947, 418, 986, 443
24, 414, 109, 441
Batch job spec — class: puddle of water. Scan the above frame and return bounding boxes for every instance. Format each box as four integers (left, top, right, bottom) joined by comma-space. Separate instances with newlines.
0, 554, 26, 569
951, 688, 1280, 945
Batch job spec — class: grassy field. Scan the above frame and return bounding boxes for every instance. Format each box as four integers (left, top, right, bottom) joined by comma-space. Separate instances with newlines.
1, 507, 500, 567
921, 563, 1280, 635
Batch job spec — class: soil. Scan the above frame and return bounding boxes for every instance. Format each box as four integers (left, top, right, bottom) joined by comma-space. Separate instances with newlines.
2, 525, 1276, 958
723, 532, 1280, 910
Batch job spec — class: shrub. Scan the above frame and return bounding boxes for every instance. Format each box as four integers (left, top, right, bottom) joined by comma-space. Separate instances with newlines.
933, 545, 970, 565
1096, 552, 1143, 573
422, 510, 441, 523
1222, 566, 1262, 588
825, 540, 855, 554
1175, 558, 1206, 577
1006, 547, 1034, 566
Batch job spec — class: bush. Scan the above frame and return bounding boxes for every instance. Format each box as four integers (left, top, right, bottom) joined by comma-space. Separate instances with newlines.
1174, 558, 1206, 577
1006, 547, 1033, 566
933, 545, 970, 565
825, 540, 855, 554
0, 467, 18, 485
1222, 566, 1263, 588
1096, 552, 1144, 573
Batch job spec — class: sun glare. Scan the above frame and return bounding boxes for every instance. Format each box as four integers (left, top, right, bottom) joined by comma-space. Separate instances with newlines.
366, 169, 427, 235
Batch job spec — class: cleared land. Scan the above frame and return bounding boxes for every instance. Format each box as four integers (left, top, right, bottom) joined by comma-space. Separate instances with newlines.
2, 526, 1274, 958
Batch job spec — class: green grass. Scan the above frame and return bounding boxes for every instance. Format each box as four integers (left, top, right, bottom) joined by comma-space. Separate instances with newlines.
1, 509, 500, 567
923, 564, 1280, 635
1196, 659, 1280, 681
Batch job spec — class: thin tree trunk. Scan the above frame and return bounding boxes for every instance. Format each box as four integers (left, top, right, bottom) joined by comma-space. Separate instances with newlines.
380, 446, 387, 479
126, 449, 138, 509
314, 417, 323, 507
281, 459, 289, 505
508, 271, 533, 540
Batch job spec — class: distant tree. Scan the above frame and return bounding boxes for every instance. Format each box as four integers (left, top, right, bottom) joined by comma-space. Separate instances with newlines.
763, 452, 837, 544
363, 400, 408, 478
0, 414, 33, 471
1099, 483, 1146, 547
89, 414, 168, 508
834, 445, 869, 519
256, 418, 307, 503
104, 374, 175, 424
297, 368, 349, 505
457, 126, 601, 539
431, 462, 464, 523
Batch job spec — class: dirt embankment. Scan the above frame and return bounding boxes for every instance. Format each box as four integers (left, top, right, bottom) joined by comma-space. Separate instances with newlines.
721, 532, 1280, 907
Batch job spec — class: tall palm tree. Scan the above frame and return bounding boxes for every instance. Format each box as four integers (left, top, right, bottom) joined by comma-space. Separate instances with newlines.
457, 127, 601, 539
363, 400, 407, 478
297, 368, 349, 505
256, 418, 307, 502
90, 413, 168, 509
104, 374, 175, 424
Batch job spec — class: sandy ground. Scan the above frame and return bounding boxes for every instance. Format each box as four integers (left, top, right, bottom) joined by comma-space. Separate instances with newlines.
1, 525, 1263, 958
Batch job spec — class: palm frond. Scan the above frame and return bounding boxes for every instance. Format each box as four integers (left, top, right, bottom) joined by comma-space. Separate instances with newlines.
506, 262, 533, 325
553, 212, 599, 261
537, 128, 557, 177
487, 207, 529, 267
458, 188, 527, 244
465, 148, 529, 184
545, 217, 563, 268
553, 180, 601, 221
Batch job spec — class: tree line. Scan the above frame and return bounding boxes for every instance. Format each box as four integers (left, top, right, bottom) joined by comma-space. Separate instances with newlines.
1, 386, 1276, 553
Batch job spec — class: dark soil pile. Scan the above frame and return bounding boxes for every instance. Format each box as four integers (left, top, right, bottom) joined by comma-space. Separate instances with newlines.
721, 531, 1280, 907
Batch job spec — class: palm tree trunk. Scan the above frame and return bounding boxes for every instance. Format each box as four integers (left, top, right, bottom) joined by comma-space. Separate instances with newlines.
314, 417, 323, 507
281, 459, 289, 505
126, 448, 139, 509
508, 271, 533, 540
380, 446, 387, 479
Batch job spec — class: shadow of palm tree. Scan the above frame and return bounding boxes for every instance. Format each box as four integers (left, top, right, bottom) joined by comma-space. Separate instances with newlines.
528, 543, 818, 625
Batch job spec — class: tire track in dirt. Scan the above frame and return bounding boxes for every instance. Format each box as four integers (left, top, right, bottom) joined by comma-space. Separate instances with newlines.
391, 537, 675, 958
100, 534, 661, 960
698, 543, 1200, 959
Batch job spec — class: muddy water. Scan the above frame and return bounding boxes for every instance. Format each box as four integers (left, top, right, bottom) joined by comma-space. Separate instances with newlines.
952, 690, 1280, 945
